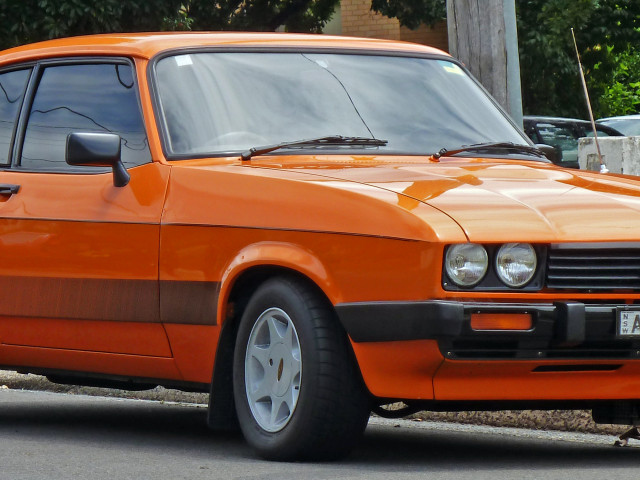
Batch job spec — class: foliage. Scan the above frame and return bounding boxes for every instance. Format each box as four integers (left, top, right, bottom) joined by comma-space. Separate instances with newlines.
370, 0, 445, 29
517, 0, 640, 118
0, 0, 339, 50
187, 0, 338, 33
598, 47, 640, 116
0, 1, 186, 49
516, 0, 595, 118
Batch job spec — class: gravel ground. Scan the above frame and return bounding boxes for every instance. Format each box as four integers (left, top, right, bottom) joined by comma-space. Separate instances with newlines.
0, 370, 626, 437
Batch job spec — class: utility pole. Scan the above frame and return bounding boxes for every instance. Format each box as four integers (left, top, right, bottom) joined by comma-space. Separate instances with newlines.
446, 0, 523, 126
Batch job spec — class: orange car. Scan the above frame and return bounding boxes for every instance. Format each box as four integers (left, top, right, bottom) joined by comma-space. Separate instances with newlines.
1, 32, 640, 460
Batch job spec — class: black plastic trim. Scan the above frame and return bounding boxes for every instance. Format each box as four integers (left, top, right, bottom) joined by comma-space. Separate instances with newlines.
551, 242, 640, 251
335, 299, 635, 345
0, 66, 33, 168
553, 301, 586, 346
335, 300, 465, 342
546, 242, 640, 291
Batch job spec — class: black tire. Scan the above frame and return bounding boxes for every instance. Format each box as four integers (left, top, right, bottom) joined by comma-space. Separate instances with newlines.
232, 276, 370, 461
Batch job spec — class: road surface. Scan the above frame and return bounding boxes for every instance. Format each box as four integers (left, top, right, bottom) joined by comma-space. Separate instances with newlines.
0, 389, 638, 479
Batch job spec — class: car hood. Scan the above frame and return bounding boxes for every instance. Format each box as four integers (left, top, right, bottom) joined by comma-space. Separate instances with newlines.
247, 156, 640, 243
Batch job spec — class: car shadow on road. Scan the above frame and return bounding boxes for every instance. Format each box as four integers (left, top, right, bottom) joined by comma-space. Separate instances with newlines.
350, 422, 640, 471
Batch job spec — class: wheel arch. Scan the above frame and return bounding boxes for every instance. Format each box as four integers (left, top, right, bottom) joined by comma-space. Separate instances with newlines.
207, 242, 357, 430
217, 241, 341, 323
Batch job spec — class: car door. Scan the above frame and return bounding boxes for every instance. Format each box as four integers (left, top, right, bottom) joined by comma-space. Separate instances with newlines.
0, 59, 174, 377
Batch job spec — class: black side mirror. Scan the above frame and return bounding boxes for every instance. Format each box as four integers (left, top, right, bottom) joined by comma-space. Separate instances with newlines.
66, 132, 130, 187
535, 143, 561, 165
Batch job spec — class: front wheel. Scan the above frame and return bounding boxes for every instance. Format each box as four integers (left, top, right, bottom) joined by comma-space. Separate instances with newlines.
233, 276, 370, 460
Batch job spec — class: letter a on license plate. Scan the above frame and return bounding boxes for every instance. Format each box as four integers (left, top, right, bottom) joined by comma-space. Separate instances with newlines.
617, 309, 640, 337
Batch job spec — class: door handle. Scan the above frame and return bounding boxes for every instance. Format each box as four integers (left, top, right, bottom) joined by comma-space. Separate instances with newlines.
0, 184, 20, 196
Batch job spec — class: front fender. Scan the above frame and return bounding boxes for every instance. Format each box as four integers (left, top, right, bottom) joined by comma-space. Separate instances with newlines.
217, 241, 337, 323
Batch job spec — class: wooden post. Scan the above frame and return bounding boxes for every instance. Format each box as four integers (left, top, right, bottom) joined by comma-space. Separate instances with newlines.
446, 0, 523, 126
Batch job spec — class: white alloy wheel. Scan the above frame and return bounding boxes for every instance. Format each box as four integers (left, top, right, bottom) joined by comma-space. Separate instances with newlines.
244, 307, 302, 432
233, 277, 370, 460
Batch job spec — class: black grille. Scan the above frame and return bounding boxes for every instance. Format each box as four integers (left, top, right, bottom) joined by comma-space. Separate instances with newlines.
547, 243, 640, 291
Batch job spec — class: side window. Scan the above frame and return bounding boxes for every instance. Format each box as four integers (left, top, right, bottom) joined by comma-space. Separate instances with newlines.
536, 123, 579, 163
0, 69, 30, 165
20, 63, 150, 171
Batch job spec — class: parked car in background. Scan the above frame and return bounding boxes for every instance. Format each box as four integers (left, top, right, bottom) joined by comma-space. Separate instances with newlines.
524, 116, 623, 168
6, 33, 640, 461
598, 114, 640, 136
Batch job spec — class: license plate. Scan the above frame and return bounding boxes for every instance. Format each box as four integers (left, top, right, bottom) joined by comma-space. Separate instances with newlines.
617, 309, 640, 337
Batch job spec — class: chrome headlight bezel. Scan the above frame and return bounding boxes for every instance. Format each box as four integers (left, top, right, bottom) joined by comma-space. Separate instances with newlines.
444, 243, 489, 287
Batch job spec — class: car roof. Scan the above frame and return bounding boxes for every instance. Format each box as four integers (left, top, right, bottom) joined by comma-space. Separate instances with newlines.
0, 32, 450, 66
523, 116, 588, 124
598, 114, 640, 122
523, 115, 623, 136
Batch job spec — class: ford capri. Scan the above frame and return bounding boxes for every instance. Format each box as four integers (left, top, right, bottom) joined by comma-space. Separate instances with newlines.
1, 32, 640, 460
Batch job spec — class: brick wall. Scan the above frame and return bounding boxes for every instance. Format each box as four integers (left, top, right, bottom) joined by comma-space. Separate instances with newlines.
339, 0, 400, 40
333, 0, 449, 52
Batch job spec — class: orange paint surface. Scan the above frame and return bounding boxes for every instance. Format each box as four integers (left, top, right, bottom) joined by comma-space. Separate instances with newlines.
0, 317, 172, 356
163, 324, 219, 384
434, 360, 640, 401
350, 340, 443, 399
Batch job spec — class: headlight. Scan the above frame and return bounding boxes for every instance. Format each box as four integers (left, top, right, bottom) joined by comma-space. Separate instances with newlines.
445, 244, 488, 287
495, 243, 537, 287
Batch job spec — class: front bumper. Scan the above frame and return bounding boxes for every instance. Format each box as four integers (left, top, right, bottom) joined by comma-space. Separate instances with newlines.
335, 300, 640, 360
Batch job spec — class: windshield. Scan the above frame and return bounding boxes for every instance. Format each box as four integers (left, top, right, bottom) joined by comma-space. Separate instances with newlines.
154, 52, 529, 158
600, 118, 640, 136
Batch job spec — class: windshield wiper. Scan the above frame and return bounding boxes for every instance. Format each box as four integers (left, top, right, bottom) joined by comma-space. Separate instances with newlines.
240, 135, 388, 160
431, 142, 547, 160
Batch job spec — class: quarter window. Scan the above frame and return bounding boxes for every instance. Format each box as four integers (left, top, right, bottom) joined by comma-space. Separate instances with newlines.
20, 63, 150, 171
0, 69, 30, 165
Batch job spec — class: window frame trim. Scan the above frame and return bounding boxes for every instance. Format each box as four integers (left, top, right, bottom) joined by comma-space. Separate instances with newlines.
0, 64, 35, 168
9, 56, 151, 174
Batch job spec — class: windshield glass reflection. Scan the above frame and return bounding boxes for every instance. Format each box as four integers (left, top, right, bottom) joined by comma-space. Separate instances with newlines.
155, 52, 528, 157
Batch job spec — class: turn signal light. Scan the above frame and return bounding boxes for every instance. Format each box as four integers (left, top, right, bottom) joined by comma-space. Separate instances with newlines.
470, 313, 532, 331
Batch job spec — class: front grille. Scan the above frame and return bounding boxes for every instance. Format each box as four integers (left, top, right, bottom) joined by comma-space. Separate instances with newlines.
546, 243, 640, 291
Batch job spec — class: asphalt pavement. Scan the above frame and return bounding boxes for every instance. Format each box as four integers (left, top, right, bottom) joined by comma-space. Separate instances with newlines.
1, 389, 639, 480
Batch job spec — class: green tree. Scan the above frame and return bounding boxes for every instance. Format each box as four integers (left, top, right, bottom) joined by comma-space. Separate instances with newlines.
516, 0, 595, 117
187, 0, 337, 32
370, 0, 445, 29
518, 0, 640, 117
0, 0, 338, 50
598, 47, 640, 117
0, 1, 187, 49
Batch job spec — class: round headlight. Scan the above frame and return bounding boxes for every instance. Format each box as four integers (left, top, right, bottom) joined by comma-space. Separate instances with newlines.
496, 243, 537, 288
445, 244, 488, 287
